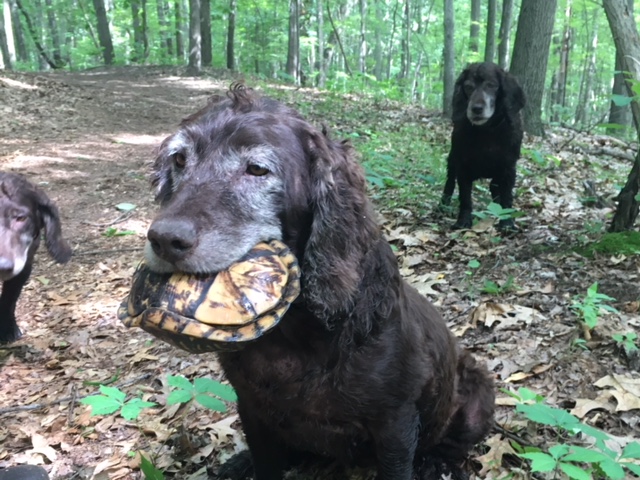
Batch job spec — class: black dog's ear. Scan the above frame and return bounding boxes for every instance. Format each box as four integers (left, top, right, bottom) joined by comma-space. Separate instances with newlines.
451, 70, 469, 122
500, 70, 526, 113
35, 189, 72, 264
302, 128, 379, 323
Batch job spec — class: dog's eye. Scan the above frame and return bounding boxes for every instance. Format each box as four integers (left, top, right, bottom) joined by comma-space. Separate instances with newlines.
173, 153, 186, 169
246, 164, 270, 176
13, 215, 27, 223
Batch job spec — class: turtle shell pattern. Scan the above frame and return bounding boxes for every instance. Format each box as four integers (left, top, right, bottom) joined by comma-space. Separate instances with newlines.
118, 239, 301, 353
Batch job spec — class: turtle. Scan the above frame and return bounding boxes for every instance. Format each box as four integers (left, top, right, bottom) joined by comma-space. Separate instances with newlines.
118, 239, 301, 353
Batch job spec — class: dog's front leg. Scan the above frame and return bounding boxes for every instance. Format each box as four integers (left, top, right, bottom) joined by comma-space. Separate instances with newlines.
371, 405, 419, 480
0, 263, 32, 343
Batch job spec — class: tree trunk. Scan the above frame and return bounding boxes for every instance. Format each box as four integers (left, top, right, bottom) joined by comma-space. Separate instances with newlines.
603, 0, 640, 231
200, 0, 211, 66
16, 0, 60, 68
549, 0, 572, 124
326, 2, 351, 76
0, 9, 11, 69
372, 0, 383, 80
175, 0, 184, 60
442, 0, 454, 118
400, 0, 409, 79
91, 0, 114, 64
44, 0, 62, 65
286, 0, 299, 84
9, 0, 27, 62
484, 0, 496, 63
469, 0, 480, 54
358, 0, 366, 74
156, 0, 172, 56
497, 0, 513, 68
2, 0, 15, 65
317, 0, 326, 86
509, 0, 557, 136
187, 0, 201, 74
574, 8, 598, 126
607, 0, 634, 135
226, 0, 235, 69
130, 0, 144, 61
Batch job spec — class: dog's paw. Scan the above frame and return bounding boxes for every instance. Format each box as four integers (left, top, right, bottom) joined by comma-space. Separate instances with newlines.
497, 219, 518, 235
0, 321, 22, 344
216, 451, 254, 480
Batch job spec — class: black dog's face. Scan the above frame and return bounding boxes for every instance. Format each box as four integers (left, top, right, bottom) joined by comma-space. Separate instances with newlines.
463, 67, 500, 126
0, 190, 39, 281
145, 101, 310, 274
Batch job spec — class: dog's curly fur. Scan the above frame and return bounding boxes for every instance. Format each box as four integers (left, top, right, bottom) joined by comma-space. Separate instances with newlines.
441, 62, 526, 230
146, 85, 495, 480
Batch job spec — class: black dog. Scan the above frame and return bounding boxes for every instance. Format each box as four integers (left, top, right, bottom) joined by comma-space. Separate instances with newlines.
441, 62, 526, 230
145, 86, 495, 480
0, 173, 72, 343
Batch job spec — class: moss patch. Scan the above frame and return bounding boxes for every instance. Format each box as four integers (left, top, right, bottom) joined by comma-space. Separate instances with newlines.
577, 231, 640, 257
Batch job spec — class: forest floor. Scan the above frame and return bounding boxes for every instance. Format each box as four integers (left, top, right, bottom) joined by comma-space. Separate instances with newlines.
0, 66, 639, 480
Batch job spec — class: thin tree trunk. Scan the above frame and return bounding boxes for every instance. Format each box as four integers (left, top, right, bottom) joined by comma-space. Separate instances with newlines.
469, 0, 480, 54
509, 0, 558, 136
385, 0, 399, 80
0, 9, 11, 69
2, 0, 15, 64
400, 0, 409, 79
550, 0, 572, 123
372, 0, 382, 80
175, 0, 184, 60
9, 0, 27, 62
15, 0, 60, 67
226, 0, 235, 69
484, 0, 496, 63
326, 2, 351, 76
91, 0, 114, 64
358, 0, 366, 74
442, 0, 454, 117
187, 0, 201, 74
44, 0, 62, 65
286, 0, 300, 83
200, 0, 211, 66
574, 8, 598, 126
317, 0, 326, 86
497, 0, 513, 68
603, 0, 640, 231
607, 0, 634, 134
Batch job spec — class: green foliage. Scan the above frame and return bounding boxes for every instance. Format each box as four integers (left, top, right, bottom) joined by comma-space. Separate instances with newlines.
103, 227, 137, 237
570, 283, 618, 332
612, 331, 639, 356
80, 385, 156, 421
577, 231, 640, 258
481, 275, 517, 295
473, 202, 524, 222
140, 454, 165, 480
166, 375, 237, 413
508, 387, 640, 479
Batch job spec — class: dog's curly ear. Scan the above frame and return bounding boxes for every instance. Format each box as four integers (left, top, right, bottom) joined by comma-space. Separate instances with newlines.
35, 188, 72, 264
500, 70, 526, 113
302, 128, 379, 323
452, 70, 469, 123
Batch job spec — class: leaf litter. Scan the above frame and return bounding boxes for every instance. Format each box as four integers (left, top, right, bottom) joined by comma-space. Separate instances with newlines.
0, 67, 639, 479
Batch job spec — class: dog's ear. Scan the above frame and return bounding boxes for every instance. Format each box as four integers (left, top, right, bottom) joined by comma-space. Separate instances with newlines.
35, 188, 72, 264
452, 70, 469, 122
500, 70, 526, 113
302, 127, 379, 323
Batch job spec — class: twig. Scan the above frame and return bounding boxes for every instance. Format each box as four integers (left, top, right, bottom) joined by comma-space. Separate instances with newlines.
73, 247, 143, 256
493, 422, 537, 448
0, 373, 153, 416
81, 211, 134, 227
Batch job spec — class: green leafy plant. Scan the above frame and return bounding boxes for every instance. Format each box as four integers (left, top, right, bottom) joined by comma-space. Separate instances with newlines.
139, 453, 165, 480
507, 387, 640, 479
612, 331, 639, 356
481, 275, 517, 295
103, 227, 137, 237
570, 283, 618, 333
473, 202, 524, 222
166, 375, 237, 413
79, 385, 156, 421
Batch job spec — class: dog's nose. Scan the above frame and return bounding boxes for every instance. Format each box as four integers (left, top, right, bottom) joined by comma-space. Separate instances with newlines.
0, 257, 14, 274
147, 218, 197, 263
471, 104, 484, 115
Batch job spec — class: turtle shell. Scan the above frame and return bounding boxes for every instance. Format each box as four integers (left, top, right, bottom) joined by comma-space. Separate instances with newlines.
118, 239, 300, 353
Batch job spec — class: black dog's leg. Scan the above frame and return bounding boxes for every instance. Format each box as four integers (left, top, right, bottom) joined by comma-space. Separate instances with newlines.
453, 177, 474, 229
440, 155, 457, 208
218, 400, 292, 480
0, 263, 32, 343
492, 169, 516, 231
372, 406, 419, 480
